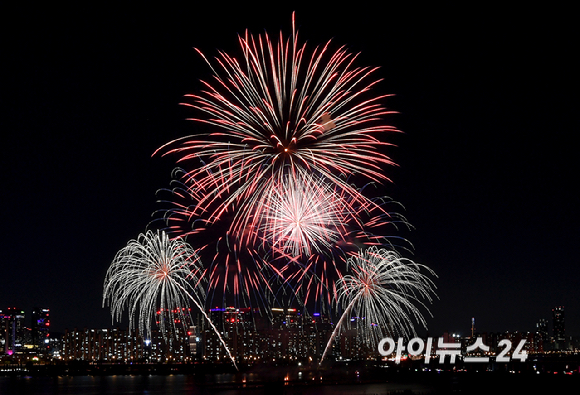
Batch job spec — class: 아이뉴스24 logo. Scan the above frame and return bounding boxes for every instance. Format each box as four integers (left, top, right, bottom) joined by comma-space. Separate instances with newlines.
378, 337, 527, 364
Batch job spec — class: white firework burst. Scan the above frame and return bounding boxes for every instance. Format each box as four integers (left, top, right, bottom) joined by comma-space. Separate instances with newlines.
321, 246, 437, 363
260, 173, 349, 257
102, 229, 238, 369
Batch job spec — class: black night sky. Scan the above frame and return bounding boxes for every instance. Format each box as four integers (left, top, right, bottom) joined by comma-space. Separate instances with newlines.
3, 5, 578, 338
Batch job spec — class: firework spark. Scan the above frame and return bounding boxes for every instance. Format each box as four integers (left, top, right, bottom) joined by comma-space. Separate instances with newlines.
102, 230, 238, 370
259, 173, 348, 257
320, 246, 437, 363
154, 12, 398, 237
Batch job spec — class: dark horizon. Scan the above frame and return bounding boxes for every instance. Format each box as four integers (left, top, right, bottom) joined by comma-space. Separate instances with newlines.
3, 5, 579, 337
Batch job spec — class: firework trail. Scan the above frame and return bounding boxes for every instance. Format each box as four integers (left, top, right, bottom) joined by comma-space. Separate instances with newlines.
102, 230, 238, 370
154, 12, 398, 239
320, 246, 437, 364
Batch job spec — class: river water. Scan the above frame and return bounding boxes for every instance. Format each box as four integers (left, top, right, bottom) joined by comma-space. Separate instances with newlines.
3, 370, 580, 394
0, 374, 435, 395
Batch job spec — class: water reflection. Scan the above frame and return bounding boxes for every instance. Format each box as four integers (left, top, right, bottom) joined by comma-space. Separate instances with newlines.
0, 373, 433, 395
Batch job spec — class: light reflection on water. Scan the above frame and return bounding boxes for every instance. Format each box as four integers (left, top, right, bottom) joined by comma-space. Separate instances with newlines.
0, 374, 432, 395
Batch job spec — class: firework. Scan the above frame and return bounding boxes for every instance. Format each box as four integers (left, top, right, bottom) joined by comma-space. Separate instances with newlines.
154, 12, 398, 237
102, 230, 238, 370
154, 169, 412, 315
320, 246, 437, 363
259, 178, 416, 314
259, 173, 348, 257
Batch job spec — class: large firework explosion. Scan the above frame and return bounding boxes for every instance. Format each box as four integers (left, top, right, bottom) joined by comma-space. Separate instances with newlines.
320, 246, 437, 363
154, 13, 398, 239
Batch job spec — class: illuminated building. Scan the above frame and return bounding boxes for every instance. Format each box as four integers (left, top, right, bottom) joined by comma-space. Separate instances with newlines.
338, 317, 372, 360
152, 308, 195, 362
552, 306, 565, 350
267, 308, 304, 360
200, 307, 336, 363
535, 318, 548, 353
187, 325, 200, 359
0, 307, 25, 355
203, 307, 261, 363
271, 307, 301, 329
303, 312, 332, 359
62, 327, 145, 362
0, 310, 7, 354
31, 308, 50, 353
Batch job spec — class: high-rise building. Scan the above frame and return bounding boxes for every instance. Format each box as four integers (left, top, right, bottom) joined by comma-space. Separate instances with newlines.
153, 308, 195, 362
0, 308, 26, 355
535, 318, 549, 352
0, 309, 8, 355
204, 307, 261, 363
188, 325, 200, 358
536, 318, 548, 339
552, 306, 565, 350
31, 308, 50, 353
268, 308, 304, 361
304, 312, 332, 359
62, 327, 145, 362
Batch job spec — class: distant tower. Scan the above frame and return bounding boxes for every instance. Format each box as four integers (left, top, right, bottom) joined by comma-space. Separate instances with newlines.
536, 318, 548, 342
31, 308, 50, 353
471, 317, 476, 338
552, 306, 565, 350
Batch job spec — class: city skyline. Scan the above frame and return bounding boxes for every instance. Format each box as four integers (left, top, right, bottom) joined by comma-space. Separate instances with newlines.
1, 304, 575, 348
2, 5, 579, 338
3, 304, 577, 366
